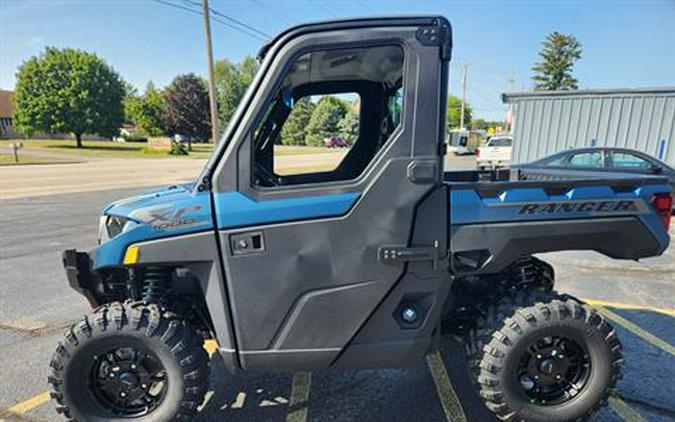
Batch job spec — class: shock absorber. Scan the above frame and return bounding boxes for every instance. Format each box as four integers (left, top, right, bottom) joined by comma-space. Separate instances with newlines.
141, 267, 173, 304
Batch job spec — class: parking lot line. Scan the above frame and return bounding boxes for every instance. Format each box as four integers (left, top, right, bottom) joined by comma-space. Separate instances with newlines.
426, 351, 468, 422
584, 299, 675, 317
204, 339, 218, 356
608, 395, 648, 422
7, 391, 50, 415
286, 372, 311, 422
594, 306, 675, 356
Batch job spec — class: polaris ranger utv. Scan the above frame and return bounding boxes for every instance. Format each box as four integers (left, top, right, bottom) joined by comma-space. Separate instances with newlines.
50, 16, 673, 422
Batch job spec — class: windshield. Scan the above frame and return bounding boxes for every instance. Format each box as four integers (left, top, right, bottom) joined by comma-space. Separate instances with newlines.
488, 138, 512, 147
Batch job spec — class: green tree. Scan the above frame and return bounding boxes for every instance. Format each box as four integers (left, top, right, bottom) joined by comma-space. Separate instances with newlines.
163, 74, 211, 143
215, 55, 259, 132
281, 97, 315, 145
532, 32, 582, 91
124, 82, 166, 136
13, 47, 125, 147
338, 109, 359, 143
305, 96, 349, 146
446, 95, 472, 132
472, 118, 505, 132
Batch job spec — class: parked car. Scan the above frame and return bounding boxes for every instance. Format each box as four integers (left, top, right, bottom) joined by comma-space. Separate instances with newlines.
476, 135, 512, 170
514, 147, 675, 209
323, 136, 349, 148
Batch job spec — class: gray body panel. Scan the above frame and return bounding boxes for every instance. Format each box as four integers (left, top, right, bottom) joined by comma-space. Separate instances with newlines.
209, 18, 451, 371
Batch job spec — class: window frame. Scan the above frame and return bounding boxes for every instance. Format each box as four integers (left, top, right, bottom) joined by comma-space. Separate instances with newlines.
247, 41, 407, 194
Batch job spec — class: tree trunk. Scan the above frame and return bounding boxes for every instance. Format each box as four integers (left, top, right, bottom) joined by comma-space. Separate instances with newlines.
75, 133, 83, 148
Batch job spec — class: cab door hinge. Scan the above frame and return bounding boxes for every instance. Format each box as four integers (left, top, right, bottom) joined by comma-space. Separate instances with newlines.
416, 18, 452, 60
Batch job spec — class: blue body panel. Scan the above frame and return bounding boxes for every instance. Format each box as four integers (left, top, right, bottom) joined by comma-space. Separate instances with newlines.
212, 191, 359, 230
449, 183, 671, 248
95, 186, 213, 268
94, 186, 359, 269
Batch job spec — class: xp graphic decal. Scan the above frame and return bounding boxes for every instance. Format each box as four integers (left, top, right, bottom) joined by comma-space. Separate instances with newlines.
130, 204, 210, 231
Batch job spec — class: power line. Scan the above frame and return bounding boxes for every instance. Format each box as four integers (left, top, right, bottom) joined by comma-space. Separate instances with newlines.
183, 0, 270, 39
153, 0, 267, 41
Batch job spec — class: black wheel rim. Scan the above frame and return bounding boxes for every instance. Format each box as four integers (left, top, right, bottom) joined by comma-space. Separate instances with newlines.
516, 335, 591, 405
89, 346, 168, 417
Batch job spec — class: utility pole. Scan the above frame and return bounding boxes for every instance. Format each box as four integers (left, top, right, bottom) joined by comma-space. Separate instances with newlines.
506, 72, 516, 132
202, 0, 219, 143
460, 64, 467, 130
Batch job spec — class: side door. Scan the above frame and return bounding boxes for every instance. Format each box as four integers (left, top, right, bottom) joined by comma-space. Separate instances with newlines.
210, 18, 451, 371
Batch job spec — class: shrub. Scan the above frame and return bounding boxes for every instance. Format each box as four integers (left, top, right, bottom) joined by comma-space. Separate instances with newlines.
169, 141, 188, 156
123, 133, 148, 142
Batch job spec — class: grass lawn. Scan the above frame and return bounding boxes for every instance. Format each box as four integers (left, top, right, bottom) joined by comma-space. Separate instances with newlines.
273, 145, 338, 155
0, 139, 336, 159
0, 154, 73, 166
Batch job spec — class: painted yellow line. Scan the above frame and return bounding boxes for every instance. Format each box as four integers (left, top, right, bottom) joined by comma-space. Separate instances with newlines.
203, 339, 219, 357
7, 391, 50, 415
595, 306, 675, 356
426, 351, 468, 422
608, 395, 648, 422
286, 372, 312, 422
584, 299, 675, 317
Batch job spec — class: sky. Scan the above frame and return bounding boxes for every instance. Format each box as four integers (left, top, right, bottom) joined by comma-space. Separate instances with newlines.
1, 0, 674, 120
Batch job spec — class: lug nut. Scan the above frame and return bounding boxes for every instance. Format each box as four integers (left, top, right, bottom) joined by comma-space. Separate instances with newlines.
109, 373, 115, 378
120, 392, 126, 398
556, 374, 562, 380
130, 364, 136, 370
536, 354, 542, 359
141, 384, 147, 389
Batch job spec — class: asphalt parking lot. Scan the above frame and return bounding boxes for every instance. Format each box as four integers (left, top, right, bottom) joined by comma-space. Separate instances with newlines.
1, 159, 673, 422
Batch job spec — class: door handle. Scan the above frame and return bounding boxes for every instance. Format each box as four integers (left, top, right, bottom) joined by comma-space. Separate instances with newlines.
378, 240, 443, 269
230, 231, 265, 255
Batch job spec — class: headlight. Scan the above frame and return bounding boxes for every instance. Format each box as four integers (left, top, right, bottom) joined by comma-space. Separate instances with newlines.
98, 215, 138, 244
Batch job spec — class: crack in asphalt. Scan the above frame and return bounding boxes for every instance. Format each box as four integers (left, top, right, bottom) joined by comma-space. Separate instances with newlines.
0, 321, 72, 341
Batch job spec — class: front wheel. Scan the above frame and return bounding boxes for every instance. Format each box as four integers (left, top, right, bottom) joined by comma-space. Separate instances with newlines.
49, 301, 210, 422
476, 294, 622, 422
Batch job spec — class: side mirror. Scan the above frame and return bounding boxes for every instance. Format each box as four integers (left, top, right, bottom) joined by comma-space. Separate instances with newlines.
649, 164, 663, 174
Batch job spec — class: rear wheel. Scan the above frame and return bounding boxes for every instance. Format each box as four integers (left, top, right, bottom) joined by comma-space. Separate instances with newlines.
49, 301, 210, 422
474, 293, 622, 421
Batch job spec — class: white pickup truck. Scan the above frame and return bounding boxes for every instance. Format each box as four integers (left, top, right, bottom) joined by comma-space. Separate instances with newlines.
476, 135, 512, 170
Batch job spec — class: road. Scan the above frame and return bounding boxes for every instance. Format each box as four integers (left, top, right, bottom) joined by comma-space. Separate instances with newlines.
0, 151, 349, 200
0, 155, 673, 422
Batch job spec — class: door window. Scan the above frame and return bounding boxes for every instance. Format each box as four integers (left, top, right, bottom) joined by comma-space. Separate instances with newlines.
610, 152, 652, 170
488, 137, 512, 147
251, 44, 405, 188
567, 151, 604, 168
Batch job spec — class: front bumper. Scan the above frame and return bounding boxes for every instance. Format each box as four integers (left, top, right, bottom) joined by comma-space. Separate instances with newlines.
62, 249, 101, 307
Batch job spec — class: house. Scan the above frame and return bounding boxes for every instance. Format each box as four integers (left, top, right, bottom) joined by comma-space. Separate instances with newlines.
0, 89, 108, 141
0, 90, 15, 139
